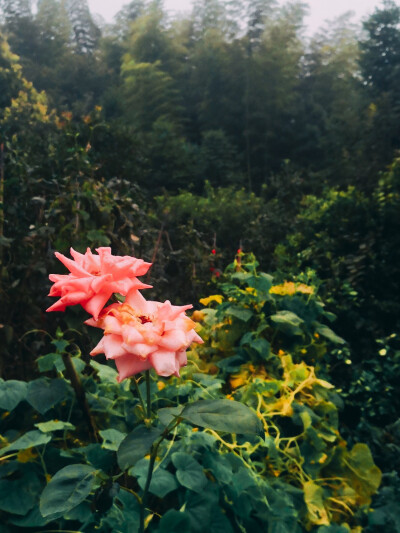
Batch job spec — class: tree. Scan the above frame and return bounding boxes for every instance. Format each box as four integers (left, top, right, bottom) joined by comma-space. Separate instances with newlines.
359, 1, 400, 174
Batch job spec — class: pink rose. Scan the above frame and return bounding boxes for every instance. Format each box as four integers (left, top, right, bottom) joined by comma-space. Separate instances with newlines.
87, 289, 203, 380
47, 247, 152, 319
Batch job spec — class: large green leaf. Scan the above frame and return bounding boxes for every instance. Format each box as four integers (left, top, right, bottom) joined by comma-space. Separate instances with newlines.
117, 426, 162, 470
270, 310, 304, 336
0, 430, 51, 456
26, 378, 69, 414
171, 452, 207, 493
8, 505, 51, 527
0, 473, 41, 516
0, 379, 27, 411
181, 400, 263, 435
40, 464, 98, 520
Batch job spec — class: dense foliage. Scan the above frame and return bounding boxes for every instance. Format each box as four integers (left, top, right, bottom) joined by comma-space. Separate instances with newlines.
0, 258, 382, 531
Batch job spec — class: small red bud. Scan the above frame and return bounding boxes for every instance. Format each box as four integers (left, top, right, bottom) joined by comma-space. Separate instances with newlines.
215, 271, 221, 277
211, 249, 216, 255
209, 267, 215, 272
237, 248, 242, 254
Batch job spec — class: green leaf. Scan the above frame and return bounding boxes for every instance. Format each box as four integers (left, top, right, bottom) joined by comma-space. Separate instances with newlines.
99, 429, 127, 451
27, 378, 69, 414
130, 458, 179, 498
0, 430, 51, 456
8, 505, 51, 527
37, 352, 65, 372
171, 452, 207, 493
158, 406, 183, 426
342, 443, 382, 504
157, 509, 191, 533
35, 420, 76, 433
0, 379, 27, 410
181, 400, 263, 435
0, 474, 41, 516
240, 333, 270, 359
270, 310, 304, 335
226, 306, 253, 322
40, 464, 97, 520
117, 426, 162, 470
303, 481, 329, 526
315, 324, 345, 345
90, 360, 119, 382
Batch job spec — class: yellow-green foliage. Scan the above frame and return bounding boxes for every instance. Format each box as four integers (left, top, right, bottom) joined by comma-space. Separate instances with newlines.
184, 254, 381, 530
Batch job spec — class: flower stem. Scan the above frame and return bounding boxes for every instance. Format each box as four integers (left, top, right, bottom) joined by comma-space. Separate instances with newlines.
131, 375, 146, 416
138, 418, 183, 532
145, 370, 151, 420
139, 443, 158, 533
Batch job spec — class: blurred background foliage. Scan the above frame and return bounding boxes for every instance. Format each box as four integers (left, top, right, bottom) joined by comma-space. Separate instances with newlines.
1, 0, 400, 529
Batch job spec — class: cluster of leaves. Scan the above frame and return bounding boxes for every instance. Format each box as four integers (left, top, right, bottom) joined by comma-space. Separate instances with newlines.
0, 255, 381, 531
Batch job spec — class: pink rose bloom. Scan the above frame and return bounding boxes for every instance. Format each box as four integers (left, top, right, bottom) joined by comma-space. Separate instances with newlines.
87, 290, 203, 380
47, 247, 152, 319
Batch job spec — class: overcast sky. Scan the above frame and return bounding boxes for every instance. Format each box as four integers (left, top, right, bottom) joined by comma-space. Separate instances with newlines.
87, 0, 382, 33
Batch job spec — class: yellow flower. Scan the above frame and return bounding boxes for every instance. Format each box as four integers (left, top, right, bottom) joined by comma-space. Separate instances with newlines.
199, 295, 223, 306
296, 283, 314, 295
270, 282, 296, 296
17, 448, 38, 463
157, 381, 166, 391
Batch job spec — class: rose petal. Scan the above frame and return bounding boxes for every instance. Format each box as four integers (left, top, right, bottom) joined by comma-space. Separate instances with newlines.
149, 350, 180, 377
82, 292, 112, 320
115, 354, 152, 381
159, 329, 187, 351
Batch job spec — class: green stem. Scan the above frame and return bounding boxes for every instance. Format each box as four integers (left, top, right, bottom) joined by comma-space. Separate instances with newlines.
132, 375, 146, 416
145, 370, 151, 420
138, 418, 182, 533
139, 444, 158, 533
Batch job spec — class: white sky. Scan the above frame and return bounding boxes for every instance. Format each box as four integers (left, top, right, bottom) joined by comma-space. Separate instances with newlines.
87, 0, 383, 33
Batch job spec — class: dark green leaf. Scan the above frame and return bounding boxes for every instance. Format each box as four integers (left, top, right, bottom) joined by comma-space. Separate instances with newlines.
117, 426, 162, 470
27, 378, 69, 414
36, 353, 65, 372
0, 379, 27, 411
40, 464, 97, 520
226, 306, 253, 322
0, 430, 51, 456
0, 474, 41, 515
270, 311, 304, 335
99, 429, 126, 451
181, 400, 263, 435
158, 406, 183, 426
171, 452, 207, 493
315, 324, 345, 345
157, 509, 191, 532
130, 458, 179, 498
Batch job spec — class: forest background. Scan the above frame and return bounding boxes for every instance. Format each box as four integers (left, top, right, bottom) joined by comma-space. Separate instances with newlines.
1, 0, 400, 531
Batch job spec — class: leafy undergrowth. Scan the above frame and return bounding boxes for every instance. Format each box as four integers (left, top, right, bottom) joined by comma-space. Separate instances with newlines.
0, 255, 380, 532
